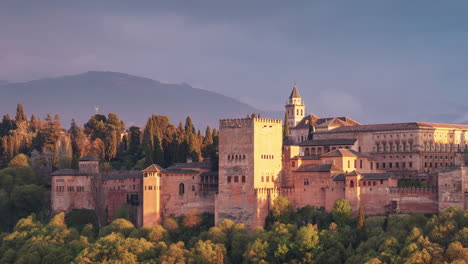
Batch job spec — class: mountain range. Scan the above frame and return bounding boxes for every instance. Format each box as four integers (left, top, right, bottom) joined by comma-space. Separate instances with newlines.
0, 71, 278, 128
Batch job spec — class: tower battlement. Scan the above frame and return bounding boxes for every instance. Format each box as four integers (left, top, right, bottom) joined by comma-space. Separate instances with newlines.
219, 117, 282, 128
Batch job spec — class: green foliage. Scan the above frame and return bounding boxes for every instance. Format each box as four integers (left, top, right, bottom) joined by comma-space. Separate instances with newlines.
1, 208, 467, 263
332, 199, 352, 226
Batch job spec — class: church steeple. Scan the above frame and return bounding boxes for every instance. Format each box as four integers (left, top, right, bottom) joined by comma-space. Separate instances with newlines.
285, 82, 306, 128
289, 82, 302, 99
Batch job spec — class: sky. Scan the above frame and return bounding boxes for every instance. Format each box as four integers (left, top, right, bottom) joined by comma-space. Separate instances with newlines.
1, 0, 468, 124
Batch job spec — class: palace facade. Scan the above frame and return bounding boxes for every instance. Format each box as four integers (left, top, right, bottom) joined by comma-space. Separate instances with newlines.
51, 85, 468, 228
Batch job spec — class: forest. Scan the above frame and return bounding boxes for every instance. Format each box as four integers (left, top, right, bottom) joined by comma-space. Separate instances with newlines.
0, 104, 217, 232
0, 198, 467, 263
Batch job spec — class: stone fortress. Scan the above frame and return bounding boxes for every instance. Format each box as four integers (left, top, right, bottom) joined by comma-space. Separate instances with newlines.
51, 84, 468, 228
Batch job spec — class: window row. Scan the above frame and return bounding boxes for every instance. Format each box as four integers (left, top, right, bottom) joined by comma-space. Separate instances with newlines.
228, 154, 246, 160
423, 143, 468, 152
55, 186, 85, 192
347, 160, 364, 169
261, 154, 275, 159
260, 176, 274, 182
424, 155, 453, 160
376, 162, 413, 169
178, 183, 197, 194
227, 175, 246, 183
375, 142, 413, 152
424, 162, 454, 168
145, 185, 162, 191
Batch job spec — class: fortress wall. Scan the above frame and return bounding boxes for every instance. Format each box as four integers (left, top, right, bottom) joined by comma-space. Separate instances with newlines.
389, 187, 438, 213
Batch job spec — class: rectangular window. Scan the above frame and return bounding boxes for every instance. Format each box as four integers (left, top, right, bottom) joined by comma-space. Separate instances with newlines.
371, 162, 374, 170
234, 176, 239, 182
227, 176, 232, 183
242, 176, 246, 183
348, 160, 350, 168
389, 163, 392, 168
266, 176, 270, 182
396, 162, 399, 168
380, 180, 383, 184
261, 176, 264, 182
383, 163, 386, 169
360, 160, 363, 169
376, 163, 379, 169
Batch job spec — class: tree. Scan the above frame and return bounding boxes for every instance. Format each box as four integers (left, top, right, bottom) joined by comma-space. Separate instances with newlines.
90, 174, 107, 229
283, 112, 289, 143
190, 240, 226, 264
8, 153, 30, 168
357, 203, 365, 230
15, 104, 28, 124
331, 199, 352, 227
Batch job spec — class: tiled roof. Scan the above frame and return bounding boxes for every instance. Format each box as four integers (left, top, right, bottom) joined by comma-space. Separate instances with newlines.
289, 84, 301, 98
166, 162, 212, 170
332, 174, 346, 181
142, 164, 164, 173
362, 173, 393, 180
333, 172, 393, 181
79, 153, 99, 161
51, 169, 86, 176
101, 170, 142, 180
293, 115, 360, 130
321, 149, 370, 158
298, 138, 357, 146
164, 169, 199, 174
291, 155, 321, 160
200, 171, 219, 177
315, 122, 468, 134
295, 163, 340, 172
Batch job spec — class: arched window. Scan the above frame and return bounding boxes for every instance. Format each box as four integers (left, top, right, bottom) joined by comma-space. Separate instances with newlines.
179, 183, 185, 195
304, 148, 310, 156
350, 180, 355, 188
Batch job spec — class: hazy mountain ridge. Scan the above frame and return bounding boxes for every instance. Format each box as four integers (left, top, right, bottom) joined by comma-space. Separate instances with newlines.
0, 71, 274, 128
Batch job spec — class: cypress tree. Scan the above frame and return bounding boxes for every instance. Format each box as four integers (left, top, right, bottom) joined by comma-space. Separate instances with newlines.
357, 203, 365, 230
15, 104, 27, 123
185, 116, 195, 135
307, 122, 314, 140
283, 112, 290, 143
153, 130, 164, 165
128, 126, 141, 156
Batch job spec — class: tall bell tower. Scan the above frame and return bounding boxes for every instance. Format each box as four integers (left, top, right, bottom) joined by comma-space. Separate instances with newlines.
285, 83, 305, 127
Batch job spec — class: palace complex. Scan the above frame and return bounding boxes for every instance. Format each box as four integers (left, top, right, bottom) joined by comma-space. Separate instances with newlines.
51, 85, 468, 228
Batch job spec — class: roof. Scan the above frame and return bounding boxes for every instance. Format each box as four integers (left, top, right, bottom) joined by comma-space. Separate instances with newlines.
101, 170, 142, 180
291, 155, 321, 160
362, 173, 393, 180
295, 163, 340, 172
164, 169, 199, 174
51, 169, 86, 176
293, 115, 360, 130
142, 164, 164, 173
79, 153, 99, 161
200, 171, 219, 177
298, 138, 357, 146
289, 84, 301, 98
166, 162, 212, 170
321, 149, 370, 158
315, 122, 468, 134
333, 172, 393, 181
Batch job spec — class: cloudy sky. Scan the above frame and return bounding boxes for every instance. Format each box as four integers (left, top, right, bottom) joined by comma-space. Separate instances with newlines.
1, 1, 468, 124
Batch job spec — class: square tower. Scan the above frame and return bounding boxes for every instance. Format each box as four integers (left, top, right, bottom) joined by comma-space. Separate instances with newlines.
215, 117, 283, 228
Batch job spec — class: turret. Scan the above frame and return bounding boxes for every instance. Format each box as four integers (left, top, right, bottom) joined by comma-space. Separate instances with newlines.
78, 154, 100, 174
285, 83, 305, 127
